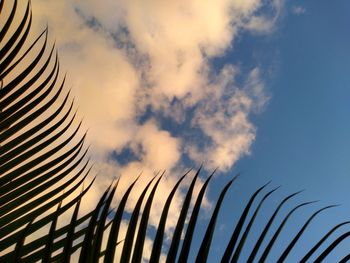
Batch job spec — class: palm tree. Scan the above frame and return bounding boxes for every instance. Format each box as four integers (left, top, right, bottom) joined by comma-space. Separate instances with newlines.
1, 1, 349, 262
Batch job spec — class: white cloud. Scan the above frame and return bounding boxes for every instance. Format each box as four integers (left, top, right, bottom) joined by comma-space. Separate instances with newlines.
187, 66, 267, 171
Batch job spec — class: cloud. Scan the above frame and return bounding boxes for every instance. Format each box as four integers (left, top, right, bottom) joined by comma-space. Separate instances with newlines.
188, 66, 267, 171
243, 0, 283, 33
292, 6, 306, 15
28, 0, 282, 260
30, 0, 280, 171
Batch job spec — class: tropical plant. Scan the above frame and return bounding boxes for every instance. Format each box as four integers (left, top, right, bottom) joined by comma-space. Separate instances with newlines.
1, 1, 350, 262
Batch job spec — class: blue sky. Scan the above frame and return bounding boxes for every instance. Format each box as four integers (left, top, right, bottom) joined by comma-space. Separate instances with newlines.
203, 1, 350, 262
230, 0, 350, 210
29, 0, 350, 261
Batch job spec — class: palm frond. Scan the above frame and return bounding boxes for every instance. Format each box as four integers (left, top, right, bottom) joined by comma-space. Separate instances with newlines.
0, 1, 91, 259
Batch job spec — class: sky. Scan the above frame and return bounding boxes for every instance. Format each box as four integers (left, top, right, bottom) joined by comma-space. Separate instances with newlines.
24, 0, 350, 261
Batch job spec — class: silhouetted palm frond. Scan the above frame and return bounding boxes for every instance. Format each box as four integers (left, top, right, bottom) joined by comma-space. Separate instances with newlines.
0, 0, 93, 260
1, 1, 350, 262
